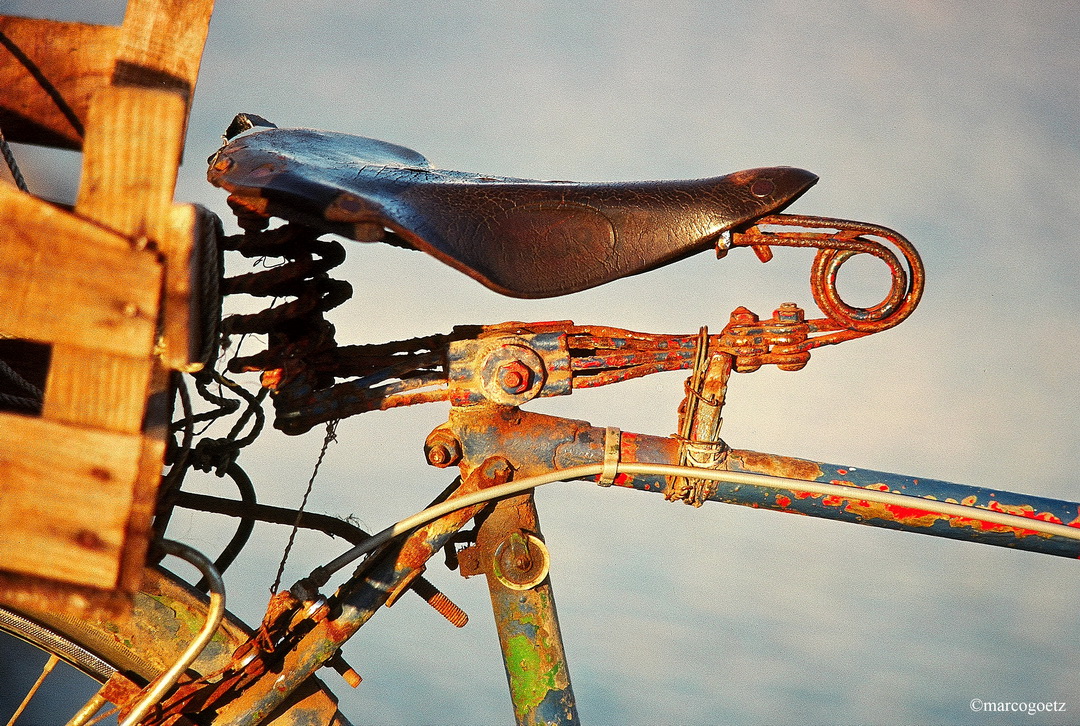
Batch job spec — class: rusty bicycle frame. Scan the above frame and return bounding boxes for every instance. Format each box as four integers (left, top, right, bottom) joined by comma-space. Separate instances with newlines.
0, 4, 1073, 724
118, 127, 1080, 725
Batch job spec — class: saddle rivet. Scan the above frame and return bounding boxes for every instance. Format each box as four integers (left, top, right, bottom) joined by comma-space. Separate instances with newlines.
750, 179, 775, 198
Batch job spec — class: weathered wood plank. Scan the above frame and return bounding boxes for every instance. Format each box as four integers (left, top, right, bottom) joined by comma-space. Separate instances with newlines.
0, 16, 120, 149
76, 85, 186, 241
0, 0, 219, 605
117, 364, 171, 591
0, 413, 141, 588
0, 570, 133, 619
42, 345, 154, 433
0, 182, 162, 356
70, 80, 194, 590
0, 0, 214, 151
163, 203, 220, 371
115, 0, 214, 97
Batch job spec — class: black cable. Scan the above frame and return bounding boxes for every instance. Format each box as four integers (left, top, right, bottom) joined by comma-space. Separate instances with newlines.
196, 462, 257, 591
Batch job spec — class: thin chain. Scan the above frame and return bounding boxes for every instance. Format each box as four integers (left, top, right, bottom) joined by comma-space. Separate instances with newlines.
270, 419, 339, 594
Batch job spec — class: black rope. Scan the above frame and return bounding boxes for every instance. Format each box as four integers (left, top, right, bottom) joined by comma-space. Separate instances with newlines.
0, 391, 39, 410
0, 126, 28, 192
0, 358, 42, 400
0, 28, 85, 139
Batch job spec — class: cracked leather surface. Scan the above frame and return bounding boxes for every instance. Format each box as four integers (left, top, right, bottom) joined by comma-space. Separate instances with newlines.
208, 128, 817, 298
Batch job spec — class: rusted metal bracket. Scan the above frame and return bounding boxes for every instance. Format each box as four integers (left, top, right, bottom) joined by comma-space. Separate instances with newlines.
668, 329, 733, 506
447, 328, 572, 407
725, 213, 924, 340
184, 459, 511, 724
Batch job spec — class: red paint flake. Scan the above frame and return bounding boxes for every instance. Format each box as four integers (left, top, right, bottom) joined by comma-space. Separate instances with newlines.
775, 495, 792, 508
986, 499, 1064, 524
822, 495, 844, 507
933, 499, 1072, 537
871, 483, 889, 492
613, 473, 631, 487
794, 491, 818, 500
951, 516, 1036, 536
837, 469, 848, 475
882, 503, 942, 522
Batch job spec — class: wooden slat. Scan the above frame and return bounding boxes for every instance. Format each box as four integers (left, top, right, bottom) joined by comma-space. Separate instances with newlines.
163, 204, 200, 371
0, 0, 219, 606
0, 571, 132, 619
113, 0, 213, 158
116, 365, 171, 591
42, 345, 154, 433
76, 85, 186, 241
0, 413, 142, 588
0, 16, 120, 149
0, 0, 214, 152
116, 0, 214, 96
0, 182, 162, 356
163, 203, 220, 371
71, 82, 194, 591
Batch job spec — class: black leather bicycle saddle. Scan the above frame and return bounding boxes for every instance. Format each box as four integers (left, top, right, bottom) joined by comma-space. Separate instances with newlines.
208, 126, 817, 298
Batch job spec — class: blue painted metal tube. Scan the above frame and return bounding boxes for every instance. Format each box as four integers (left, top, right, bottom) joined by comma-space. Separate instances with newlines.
210, 464, 506, 725
555, 426, 1080, 558
477, 494, 579, 726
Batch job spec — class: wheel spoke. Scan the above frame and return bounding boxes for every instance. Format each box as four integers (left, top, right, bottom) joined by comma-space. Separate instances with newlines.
5, 653, 59, 726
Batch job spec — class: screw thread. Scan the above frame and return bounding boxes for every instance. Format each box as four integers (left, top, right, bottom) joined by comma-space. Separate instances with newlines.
425, 590, 469, 627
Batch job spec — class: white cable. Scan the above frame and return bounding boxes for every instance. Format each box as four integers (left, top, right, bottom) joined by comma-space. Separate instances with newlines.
312, 462, 1080, 583
312, 465, 601, 581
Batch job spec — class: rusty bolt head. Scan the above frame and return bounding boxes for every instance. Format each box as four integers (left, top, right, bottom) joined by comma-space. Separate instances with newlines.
775, 302, 804, 323
729, 306, 759, 325
424, 430, 462, 468
480, 456, 514, 484
493, 533, 550, 590
497, 360, 532, 394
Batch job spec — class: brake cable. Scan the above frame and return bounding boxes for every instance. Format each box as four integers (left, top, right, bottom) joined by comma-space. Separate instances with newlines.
304, 461, 1080, 589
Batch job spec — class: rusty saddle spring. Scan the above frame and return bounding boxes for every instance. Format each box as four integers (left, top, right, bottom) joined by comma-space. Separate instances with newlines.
219, 220, 462, 434
218, 213, 923, 438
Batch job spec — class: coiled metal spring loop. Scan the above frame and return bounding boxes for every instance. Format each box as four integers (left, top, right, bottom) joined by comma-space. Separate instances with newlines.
731, 214, 924, 338
219, 223, 351, 383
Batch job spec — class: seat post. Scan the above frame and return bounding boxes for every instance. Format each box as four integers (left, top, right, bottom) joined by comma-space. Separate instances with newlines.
473, 490, 579, 726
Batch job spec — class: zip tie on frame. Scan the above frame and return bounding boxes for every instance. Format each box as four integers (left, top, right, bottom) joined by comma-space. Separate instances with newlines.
597, 427, 621, 486
307, 462, 1080, 587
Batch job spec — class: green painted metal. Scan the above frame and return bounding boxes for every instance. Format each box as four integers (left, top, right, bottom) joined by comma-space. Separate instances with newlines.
477, 494, 579, 726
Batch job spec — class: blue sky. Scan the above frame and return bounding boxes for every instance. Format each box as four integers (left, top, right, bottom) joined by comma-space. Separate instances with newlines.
4, 1, 1080, 724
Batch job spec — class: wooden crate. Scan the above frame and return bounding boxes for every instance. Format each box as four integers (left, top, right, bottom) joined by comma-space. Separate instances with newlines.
0, 0, 217, 615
